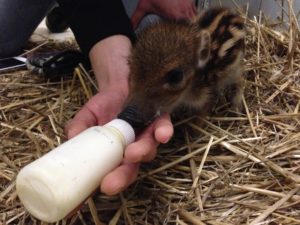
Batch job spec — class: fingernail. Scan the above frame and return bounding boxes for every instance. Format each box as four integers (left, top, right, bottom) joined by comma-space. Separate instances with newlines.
161, 137, 170, 144
103, 184, 125, 196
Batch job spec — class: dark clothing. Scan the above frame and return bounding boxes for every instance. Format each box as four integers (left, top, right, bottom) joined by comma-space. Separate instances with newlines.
0, 0, 55, 57
57, 0, 136, 54
0, 0, 138, 58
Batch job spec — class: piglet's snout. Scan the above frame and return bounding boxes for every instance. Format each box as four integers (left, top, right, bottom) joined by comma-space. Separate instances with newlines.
118, 100, 158, 130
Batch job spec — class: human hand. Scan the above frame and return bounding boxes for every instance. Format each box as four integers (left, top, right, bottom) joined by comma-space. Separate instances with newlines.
67, 93, 173, 195
66, 35, 174, 195
67, 96, 173, 195
131, 0, 197, 29
100, 113, 173, 195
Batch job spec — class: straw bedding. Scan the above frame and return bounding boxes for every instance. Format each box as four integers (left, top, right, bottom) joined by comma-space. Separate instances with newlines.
1, 6, 300, 225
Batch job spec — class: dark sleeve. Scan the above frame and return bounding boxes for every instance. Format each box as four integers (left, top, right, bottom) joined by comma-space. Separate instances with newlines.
56, 0, 136, 54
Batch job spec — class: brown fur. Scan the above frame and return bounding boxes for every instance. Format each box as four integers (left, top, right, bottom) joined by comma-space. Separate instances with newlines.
126, 7, 245, 122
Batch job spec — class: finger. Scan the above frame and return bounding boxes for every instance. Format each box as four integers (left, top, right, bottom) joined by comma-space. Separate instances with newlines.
153, 113, 174, 144
182, 5, 196, 20
188, 9, 195, 20
124, 136, 158, 163
192, 3, 197, 14
66, 106, 97, 139
131, 6, 146, 29
100, 162, 139, 195
190, 5, 197, 18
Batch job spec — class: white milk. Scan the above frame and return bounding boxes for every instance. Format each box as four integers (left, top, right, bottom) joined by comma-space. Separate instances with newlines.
16, 119, 135, 223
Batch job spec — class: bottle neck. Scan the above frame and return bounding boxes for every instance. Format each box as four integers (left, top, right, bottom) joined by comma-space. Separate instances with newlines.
117, 105, 148, 135
104, 119, 135, 146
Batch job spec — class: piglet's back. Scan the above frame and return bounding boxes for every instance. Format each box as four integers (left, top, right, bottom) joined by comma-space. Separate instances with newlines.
196, 7, 245, 73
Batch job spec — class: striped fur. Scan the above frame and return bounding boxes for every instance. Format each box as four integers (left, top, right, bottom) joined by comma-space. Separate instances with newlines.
126, 7, 245, 122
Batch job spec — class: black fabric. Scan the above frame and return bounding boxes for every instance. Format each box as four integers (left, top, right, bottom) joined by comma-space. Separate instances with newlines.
26, 50, 89, 81
57, 0, 136, 55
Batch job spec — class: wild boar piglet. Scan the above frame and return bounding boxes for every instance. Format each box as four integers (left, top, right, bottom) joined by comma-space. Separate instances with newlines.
121, 7, 245, 127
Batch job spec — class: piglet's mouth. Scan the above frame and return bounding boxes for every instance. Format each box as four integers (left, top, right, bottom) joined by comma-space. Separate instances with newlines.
117, 105, 158, 131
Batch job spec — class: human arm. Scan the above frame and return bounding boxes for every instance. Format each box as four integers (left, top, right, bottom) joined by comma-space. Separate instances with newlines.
66, 34, 173, 194
56, 0, 174, 195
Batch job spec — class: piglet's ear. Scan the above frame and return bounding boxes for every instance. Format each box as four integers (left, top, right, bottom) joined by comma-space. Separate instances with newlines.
197, 30, 211, 69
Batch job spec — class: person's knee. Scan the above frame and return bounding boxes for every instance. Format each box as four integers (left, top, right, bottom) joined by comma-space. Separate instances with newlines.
0, 41, 23, 58
0, 0, 56, 58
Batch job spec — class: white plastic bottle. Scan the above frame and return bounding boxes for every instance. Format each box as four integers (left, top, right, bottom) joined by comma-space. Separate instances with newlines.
16, 119, 135, 223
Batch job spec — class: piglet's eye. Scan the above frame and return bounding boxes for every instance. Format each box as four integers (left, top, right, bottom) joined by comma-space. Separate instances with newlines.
165, 69, 184, 85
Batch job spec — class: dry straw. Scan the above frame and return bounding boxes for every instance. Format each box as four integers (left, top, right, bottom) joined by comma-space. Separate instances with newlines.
1, 1, 300, 225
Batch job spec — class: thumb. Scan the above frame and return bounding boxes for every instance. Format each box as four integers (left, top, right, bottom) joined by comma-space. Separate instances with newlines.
65, 106, 97, 139
131, 7, 146, 29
